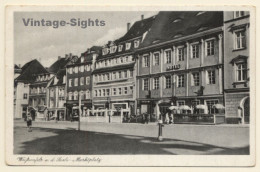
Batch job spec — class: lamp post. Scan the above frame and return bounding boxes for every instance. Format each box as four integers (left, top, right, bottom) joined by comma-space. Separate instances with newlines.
78, 91, 81, 131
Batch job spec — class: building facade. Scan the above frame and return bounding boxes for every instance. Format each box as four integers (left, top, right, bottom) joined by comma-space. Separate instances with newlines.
91, 15, 156, 119
66, 47, 101, 118
135, 12, 225, 119
223, 11, 250, 124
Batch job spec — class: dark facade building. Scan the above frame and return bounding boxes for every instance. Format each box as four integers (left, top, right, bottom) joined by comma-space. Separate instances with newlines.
135, 12, 225, 119
46, 54, 77, 121
223, 11, 250, 124
66, 46, 101, 119
92, 15, 156, 118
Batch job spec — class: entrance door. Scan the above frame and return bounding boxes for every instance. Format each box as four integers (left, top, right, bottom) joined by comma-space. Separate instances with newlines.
244, 97, 250, 124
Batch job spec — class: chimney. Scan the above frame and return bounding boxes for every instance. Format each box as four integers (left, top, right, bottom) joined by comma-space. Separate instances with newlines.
69, 53, 72, 58
18, 64, 21, 68
58, 56, 61, 60
65, 54, 69, 59
141, 15, 144, 20
87, 48, 91, 53
127, 23, 131, 32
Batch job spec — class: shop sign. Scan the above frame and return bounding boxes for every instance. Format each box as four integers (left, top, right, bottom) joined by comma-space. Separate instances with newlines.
166, 64, 181, 71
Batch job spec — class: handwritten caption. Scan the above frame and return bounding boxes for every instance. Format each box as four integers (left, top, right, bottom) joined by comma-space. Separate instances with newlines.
17, 156, 102, 164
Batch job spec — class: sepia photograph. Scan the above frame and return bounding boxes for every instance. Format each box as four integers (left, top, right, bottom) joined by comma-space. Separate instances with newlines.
5, 5, 255, 166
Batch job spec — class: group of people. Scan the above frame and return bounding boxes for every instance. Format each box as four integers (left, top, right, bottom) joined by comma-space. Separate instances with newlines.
161, 110, 175, 124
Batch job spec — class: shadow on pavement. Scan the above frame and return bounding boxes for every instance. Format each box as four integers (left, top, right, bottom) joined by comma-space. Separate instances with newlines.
14, 126, 249, 155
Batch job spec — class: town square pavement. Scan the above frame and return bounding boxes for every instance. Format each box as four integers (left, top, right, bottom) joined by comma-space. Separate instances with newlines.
13, 120, 249, 155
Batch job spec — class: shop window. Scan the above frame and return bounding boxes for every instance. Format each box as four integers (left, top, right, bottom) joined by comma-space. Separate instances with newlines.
177, 101, 185, 106
206, 100, 219, 114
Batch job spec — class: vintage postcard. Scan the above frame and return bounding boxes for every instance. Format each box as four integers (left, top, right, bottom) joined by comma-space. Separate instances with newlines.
5, 5, 256, 166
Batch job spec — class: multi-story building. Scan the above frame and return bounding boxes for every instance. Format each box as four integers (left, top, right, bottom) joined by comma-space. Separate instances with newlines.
66, 46, 101, 118
46, 54, 77, 121
15, 59, 49, 120
135, 11, 224, 119
92, 15, 156, 117
223, 11, 250, 124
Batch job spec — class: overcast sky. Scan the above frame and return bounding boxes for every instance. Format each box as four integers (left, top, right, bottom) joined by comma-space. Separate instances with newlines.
14, 11, 158, 67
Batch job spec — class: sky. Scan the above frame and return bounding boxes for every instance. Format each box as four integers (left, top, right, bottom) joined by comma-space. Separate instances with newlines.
14, 11, 158, 67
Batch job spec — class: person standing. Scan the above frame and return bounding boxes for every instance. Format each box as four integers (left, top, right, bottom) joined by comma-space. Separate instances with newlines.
26, 112, 32, 132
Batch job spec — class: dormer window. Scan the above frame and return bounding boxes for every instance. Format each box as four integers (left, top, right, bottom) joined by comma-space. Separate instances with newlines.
173, 18, 182, 23
118, 45, 123, 52
102, 48, 109, 55
125, 42, 131, 50
81, 57, 84, 63
134, 40, 140, 48
196, 11, 206, 16
234, 11, 245, 18
54, 77, 58, 85
110, 46, 117, 53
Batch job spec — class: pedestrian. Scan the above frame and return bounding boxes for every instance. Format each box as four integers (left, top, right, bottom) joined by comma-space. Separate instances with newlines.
144, 112, 149, 124
26, 113, 32, 132
165, 112, 169, 124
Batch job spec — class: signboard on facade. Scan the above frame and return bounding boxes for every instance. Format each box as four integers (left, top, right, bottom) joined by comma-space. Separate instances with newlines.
166, 64, 181, 71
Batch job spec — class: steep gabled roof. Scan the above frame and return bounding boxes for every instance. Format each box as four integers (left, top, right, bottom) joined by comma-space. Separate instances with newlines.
49, 68, 66, 87
118, 15, 157, 42
140, 11, 223, 47
48, 57, 72, 74
15, 59, 49, 83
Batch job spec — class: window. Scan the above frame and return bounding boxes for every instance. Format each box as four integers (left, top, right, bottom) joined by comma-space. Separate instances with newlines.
130, 86, 133, 94
177, 74, 185, 87
191, 44, 199, 59
95, 90, 98, 97
86, 90, 90, 99
236, 63, 247, 81
86, 77, 90, 85
124, 87, 128, 94
165, 76, 172, 89
113, 88, 117, 95
126, 42, 131, 50
102, 74, 105, 81
69, 79, 72, 87
234, 11, 245, 18
124, 70, 128, 78
68, 68, 73, 74
118, 45, 123, 52
165, 50, 172, 64
143, 55, 150, 67
117, 72, 121, 79
106, 89, 110, 96
98, 90, 101, 97
113, 72, 116, 80
118, 88, 122, 95
23, 93, 27, 99
69, 92, 72, 100
125, 56, 128, 62
120, 57, 124, 63
103, 89, 106, 96
74, 78, 78, 86
102, 48, 109, 55
110, 46, 117, 53
191, 100, 200, 106
104, 60, 108, 66
191, 72, 200, 86
106, 73, 110, 80
234, 30, 246, 49
80, 65, 84, 72
85, 65, 90, 71
74, 91, 78, 100
154, 53, 160, 66
154, 77, 159, 90
177, 101, 185, 106
206, 40, 214, 56
134, 40, 140, 48
207, 70, 215, 84
206, 100, 219, 114
74, 66, 78, 73
178, 48, 184, 61
143, 78, 149, 91
80, 77, 84, 85
130, 70, 133, 78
